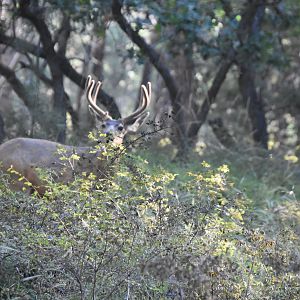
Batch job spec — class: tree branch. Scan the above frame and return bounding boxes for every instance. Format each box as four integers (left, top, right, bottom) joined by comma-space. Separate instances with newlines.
57, 13, 71, 57
111, 0, 180, 105
0, 32, 121, 118
18, 0, 66, 142
21, 58, 79, 130
0, 32, 45, 58
0, 61, 56, 136
188, 1, 268, 140
0, 61, 33, 108
188, 50, 235, 139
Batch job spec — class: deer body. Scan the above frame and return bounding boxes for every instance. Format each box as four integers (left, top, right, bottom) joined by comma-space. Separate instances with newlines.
0, 76, 151, 195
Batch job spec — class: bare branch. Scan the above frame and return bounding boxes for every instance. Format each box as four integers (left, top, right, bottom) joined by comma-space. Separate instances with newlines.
0, 32, 121, 118
0, 61, 33, 108
0, 32, 45, 58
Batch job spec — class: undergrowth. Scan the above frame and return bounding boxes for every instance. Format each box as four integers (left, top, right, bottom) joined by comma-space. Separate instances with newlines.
0, 145, 300, 299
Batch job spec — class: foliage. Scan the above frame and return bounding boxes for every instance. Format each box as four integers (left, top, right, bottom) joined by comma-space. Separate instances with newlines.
125, 0, 297, 66
1, 0, 300, 297
1, 146, 300, 299
2, 0, 300, 150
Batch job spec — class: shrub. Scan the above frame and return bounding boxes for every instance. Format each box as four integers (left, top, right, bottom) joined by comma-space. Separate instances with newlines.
0, 147, 299, 299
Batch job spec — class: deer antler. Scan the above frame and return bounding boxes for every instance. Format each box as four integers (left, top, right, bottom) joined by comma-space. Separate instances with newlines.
123, 82, 151, 124
85, 75, 112, 120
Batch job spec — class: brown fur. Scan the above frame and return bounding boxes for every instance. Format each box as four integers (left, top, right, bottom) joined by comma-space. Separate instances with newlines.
0, 138, 108, 195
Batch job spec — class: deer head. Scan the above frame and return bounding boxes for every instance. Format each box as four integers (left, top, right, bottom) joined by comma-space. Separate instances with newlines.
85, 75, 151, 144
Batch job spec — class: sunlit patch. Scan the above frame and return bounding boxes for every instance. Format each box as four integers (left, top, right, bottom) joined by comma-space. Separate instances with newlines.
284, 154, 298, 163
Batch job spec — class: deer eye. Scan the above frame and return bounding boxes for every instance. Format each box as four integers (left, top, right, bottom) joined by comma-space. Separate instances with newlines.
101, 124, 106, 129
118, 125, 124, 131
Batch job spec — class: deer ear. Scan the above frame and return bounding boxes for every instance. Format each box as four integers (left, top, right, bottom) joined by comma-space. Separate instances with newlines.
126, 112, 149, 133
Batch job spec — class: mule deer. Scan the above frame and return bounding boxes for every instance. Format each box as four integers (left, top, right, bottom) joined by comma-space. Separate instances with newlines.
0, 75, 151, 195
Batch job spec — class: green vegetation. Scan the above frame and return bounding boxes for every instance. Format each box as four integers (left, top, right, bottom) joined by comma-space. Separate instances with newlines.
1, 0, 300, 298
1, 144, 299, 299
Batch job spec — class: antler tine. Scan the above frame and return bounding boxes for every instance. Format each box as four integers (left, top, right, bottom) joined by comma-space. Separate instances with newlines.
147, 82, 151, 100
86, 75, 92, 90
123, 82, 151, 124
85, 75, 112, 120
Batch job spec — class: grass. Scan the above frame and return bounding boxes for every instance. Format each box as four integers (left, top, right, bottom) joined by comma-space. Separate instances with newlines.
138, 145, 299, 207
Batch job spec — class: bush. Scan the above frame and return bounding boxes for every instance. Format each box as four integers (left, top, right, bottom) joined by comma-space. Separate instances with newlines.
0, 146, 300, 299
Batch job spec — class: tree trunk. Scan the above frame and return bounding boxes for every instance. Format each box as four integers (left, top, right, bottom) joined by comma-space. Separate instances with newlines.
111, 0, 231, 155
54, 13, 71, 142
19, 1, 67, 143
91, 31, 106, 81
0, 111, 5, 143
237, 2, 268, 149
172, 48, 195, 155
52, 72, 66, 143
78, 28, 107, 136
238, 65, 268, 149
187, 53, 234, 147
